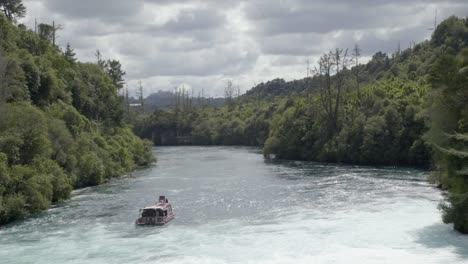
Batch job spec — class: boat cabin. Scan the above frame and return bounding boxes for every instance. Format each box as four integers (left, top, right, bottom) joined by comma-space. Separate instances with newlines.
140, 205, 172, 217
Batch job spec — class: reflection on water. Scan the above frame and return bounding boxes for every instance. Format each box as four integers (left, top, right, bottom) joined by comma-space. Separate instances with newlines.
0, 146, 466, 264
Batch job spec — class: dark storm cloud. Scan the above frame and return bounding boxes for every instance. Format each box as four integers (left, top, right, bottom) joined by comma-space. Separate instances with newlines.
21, 0, 468, 96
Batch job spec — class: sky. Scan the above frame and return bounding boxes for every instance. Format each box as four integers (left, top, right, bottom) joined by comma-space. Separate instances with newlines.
21, 0, 468, 97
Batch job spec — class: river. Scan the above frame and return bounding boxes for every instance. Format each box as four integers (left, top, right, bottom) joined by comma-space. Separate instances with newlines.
0, 146, 467, 263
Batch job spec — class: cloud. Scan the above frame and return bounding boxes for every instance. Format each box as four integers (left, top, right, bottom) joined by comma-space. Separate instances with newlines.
161, 7, 226, 33
20, 0, 468, 97
40, 0, 145, 21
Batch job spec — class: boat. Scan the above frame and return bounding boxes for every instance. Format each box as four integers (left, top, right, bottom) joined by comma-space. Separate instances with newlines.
135, 196, 175, 225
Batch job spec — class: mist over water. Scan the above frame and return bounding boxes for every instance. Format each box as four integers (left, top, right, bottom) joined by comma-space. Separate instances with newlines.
1, 146, 467, 264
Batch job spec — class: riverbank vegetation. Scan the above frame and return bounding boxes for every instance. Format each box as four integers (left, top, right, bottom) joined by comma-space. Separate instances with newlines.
0, 5, 153, 225
134, 16, 467, 232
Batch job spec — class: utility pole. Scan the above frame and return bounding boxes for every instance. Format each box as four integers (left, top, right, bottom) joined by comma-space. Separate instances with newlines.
138, 81, 144, 113
125, 84, 129, 115
34, 18, 37, 34
172, 86, 177, 110
176, 86, 180, 110
428, 9, 438, 31
52, 21, 55, 45
306, 58, 311, 97
51, 21, 63, 46
353, 44, 362, 102
181, 85, 185, 111
190, 88, 194, 110
201, 87, 205, 106
397, 40, 401, 56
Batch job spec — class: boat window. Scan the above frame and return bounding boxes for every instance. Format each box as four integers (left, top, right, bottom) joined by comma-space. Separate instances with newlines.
142, 209, 156, 217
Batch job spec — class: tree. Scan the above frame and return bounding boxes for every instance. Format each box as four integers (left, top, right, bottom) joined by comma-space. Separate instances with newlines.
426, 49, 468, 233
51, 21, 63, 46
0, 0, 26, 23
236, 84, 241, 100
352, 44, 362, 102
0, 49, 28, 102
124, 84, 129, 115
105, 59, 125, 90
38, 23, 54, 42
224, 80, 235, 105
37, 21, 63, 46
63, 43, 76, 63
0, 48, 8, 102
93, 51, 125, 89
314, 48, 351, 136
95, 50, 105, 68
137, 80, 144, 113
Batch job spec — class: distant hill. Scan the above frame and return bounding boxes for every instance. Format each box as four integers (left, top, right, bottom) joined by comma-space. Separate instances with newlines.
130, 90, 225, 112
243, 78, 320, 99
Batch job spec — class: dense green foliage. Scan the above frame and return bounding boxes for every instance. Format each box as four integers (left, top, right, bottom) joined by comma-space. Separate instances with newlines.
0, 13, 153, 225
135, 77, 429, 166
134, 102, 271, 146
0, 0, 26, 23
426, 47, 468, 232
424, 16, 468, 233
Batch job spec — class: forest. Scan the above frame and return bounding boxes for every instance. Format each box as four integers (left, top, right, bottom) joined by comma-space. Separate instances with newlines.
133, 16, 468, 233
0, 3, 153, 225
